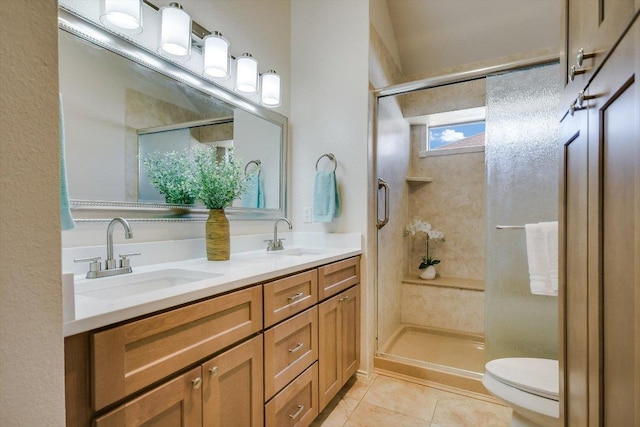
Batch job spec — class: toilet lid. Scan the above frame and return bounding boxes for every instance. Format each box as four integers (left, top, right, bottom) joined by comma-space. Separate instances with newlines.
485, 358, 559, 401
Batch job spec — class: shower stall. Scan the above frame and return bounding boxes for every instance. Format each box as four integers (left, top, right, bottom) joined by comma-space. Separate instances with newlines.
373, 61, 561, 392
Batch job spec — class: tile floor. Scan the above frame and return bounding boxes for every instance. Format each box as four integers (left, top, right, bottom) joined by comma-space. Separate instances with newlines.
311, 373, 512, 427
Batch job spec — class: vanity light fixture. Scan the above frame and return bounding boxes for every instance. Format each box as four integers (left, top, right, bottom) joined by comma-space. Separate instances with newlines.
158, 2, 191, 61
100, 0, 143, 34
203, 32, 230, 79
235, 53, 258, 94
260, 70, 281, 107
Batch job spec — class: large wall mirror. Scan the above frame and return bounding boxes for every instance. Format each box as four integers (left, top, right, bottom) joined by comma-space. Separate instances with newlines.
58, 8, 287, 221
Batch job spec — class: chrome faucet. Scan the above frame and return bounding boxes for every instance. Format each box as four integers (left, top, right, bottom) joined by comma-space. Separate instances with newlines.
74, 217, 140, 279
266, 217, 292, 251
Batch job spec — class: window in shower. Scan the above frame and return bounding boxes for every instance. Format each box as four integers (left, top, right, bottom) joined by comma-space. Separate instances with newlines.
419, 106, 486, 156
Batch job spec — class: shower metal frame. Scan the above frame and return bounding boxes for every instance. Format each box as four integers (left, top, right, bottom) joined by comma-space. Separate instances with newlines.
370, 53, 560, 363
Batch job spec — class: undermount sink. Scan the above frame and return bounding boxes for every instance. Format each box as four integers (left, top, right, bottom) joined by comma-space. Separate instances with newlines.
77, 268, 222, 300
268, 247, 329, 257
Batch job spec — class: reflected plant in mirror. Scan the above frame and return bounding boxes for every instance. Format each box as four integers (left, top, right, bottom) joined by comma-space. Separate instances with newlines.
192, 146, 246, 210
142, 149, 197, 205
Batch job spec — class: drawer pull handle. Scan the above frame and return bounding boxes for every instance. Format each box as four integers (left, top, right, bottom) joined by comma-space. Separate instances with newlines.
192, 377, 202, 389
209, 366, 218, 377
289, 342, 304, 353
289, 405, 304, 419
339, 296, 349, 302
287, 292, 304, 303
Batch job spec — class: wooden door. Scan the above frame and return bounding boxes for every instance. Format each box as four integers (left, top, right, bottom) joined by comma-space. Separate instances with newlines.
559, 88, 590, 425
318, 294, 342, 411
202, 335, 264, 427
587, 17, 639, 426
94, 367, 202, 427
340, 284, 360, 381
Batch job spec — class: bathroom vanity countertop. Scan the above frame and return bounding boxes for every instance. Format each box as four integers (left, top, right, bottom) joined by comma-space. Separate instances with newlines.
63, 234, 361, 337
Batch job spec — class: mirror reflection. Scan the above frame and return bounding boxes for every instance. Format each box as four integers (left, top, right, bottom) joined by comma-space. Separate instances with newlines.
58, 28, 283, 213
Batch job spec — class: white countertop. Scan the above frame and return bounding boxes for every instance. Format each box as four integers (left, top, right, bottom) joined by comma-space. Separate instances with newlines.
63, 233, 361, 336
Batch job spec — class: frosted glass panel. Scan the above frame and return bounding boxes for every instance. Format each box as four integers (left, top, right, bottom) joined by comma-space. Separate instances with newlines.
485, 64, 560, 361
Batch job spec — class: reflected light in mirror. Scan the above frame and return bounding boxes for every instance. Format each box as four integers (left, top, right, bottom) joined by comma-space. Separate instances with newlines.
158, 2, 191, 60
261, 70, 281, 107
100, 0, 143, 34
236, 53, 258, 94
203, 32, 230, 79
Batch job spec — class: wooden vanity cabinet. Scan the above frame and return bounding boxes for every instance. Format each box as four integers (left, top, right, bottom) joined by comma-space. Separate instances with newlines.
65, 255, 361, 427
318, 284, 361, 411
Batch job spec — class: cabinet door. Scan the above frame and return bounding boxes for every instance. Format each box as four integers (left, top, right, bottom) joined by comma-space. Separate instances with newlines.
318, 294, 342, 411
318, 257, 360, 300
202, 335, 264, 427
340, 285, 360, 381
586, 17, 639, 427
563, 0, 637, 90
264, 270, 318, 328
94, 367, 202, 427
264, 363, 319, 427
264, 307, 318, 400
559, 94, 590, 426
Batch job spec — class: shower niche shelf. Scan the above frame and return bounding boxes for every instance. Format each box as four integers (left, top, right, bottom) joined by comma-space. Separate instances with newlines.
402, 275, 484, 291
405, 176, 433, 186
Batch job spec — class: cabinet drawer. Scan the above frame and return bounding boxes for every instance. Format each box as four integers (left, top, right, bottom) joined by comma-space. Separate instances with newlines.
265, 362, 319, 427
94, 366, 202, 427
264, 306, 318, 400
318, 256, 360, 300
264, 270, 317, 327
91, 285, 262, 410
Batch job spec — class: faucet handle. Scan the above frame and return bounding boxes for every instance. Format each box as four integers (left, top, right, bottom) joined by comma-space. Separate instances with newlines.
74, 256, 102, 273
118, 253, 141, 269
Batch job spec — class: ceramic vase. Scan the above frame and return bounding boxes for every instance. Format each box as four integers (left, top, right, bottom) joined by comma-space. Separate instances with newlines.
419, 265, 436, 280
206, 209, 230, 261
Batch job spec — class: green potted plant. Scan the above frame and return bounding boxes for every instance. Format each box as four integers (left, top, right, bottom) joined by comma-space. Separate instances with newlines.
192, 146, 246, 261
405, 219, 445, 280
142, 149, 197, 205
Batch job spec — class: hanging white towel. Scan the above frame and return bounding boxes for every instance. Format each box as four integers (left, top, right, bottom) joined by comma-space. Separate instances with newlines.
525, 221, 558, 296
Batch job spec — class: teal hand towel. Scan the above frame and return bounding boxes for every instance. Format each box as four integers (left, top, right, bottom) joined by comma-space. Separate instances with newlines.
241, 174, 264, 208
59, 93, 75, 231
313, 170, 340, 222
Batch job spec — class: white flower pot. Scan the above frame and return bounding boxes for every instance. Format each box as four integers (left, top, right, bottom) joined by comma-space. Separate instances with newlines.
419, 265, 437, 280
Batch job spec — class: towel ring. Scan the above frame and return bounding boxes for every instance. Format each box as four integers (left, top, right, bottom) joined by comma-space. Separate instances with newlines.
315, 153, 337, 172
244, 159, 261, 176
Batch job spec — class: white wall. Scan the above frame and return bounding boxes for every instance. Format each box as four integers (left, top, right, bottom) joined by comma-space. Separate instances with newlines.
290, 0, 371, 372
0, 2, 65, 425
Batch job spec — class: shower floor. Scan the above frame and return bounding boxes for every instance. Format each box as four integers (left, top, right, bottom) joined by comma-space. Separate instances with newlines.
380, 325, 486, 375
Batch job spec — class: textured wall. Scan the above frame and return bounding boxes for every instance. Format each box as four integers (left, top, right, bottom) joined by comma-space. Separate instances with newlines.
0, 1, 66, 425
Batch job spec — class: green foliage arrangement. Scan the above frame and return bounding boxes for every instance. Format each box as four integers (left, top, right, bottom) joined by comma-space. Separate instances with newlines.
142, 149, 197, 205
193, 146, 246, 210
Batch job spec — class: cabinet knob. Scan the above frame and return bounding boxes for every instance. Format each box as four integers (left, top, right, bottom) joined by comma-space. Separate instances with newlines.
209, 366, 219, 377
577, 90, 597, 108
288, 405, 304, 419
192, 377, 202, 389
569, 65, 586, 82
576, 48, 595, 67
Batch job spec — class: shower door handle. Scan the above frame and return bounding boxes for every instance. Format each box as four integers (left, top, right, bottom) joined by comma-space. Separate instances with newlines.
377, 178, 389, 229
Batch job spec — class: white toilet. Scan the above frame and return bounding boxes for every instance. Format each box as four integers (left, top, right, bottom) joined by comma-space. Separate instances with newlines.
482, 358, 559, 427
